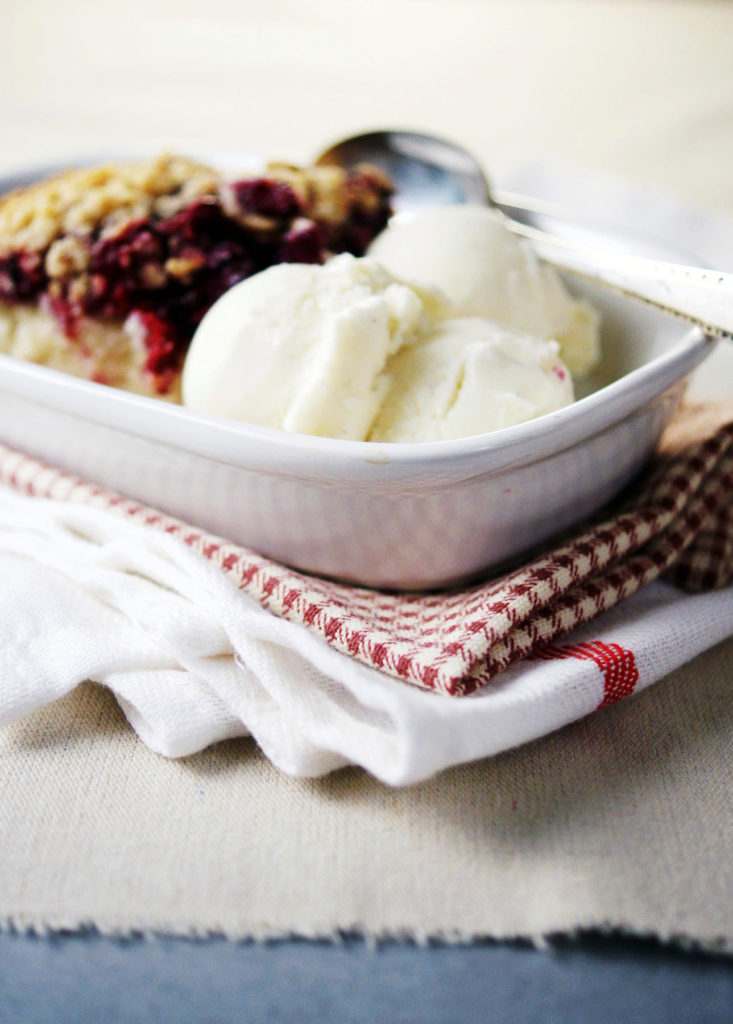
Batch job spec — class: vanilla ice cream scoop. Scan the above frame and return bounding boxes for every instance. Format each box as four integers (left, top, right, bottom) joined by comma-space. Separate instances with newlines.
369, 318, 573, 443
182, 249, 577, 442
182, 254, 438, 440
183, 251, 576, 444
367, 205, 600, 378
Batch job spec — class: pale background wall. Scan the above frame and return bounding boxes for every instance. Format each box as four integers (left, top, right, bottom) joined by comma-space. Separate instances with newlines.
2, 0, 733, 214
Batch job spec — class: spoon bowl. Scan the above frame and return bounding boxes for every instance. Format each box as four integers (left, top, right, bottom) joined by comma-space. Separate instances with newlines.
316, 129, 491, 211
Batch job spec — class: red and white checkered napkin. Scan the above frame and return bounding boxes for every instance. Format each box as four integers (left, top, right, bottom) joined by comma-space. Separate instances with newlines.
0, 409, 731, 783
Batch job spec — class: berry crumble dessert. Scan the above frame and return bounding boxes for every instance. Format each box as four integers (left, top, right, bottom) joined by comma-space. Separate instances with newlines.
0, 154, 393, 399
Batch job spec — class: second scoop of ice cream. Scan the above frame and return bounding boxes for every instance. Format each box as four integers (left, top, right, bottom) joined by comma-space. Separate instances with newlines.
182, 252, 574, 442
368, 204, 600, 378
369, 316, 573, 443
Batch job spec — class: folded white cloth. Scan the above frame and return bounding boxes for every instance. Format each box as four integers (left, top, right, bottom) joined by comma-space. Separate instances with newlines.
1, 165, 732, 785
0, 487, 731, 784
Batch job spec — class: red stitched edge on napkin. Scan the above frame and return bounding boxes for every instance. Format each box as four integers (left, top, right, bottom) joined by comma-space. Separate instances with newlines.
534, 641, 640, 707
0, 421, 731, 697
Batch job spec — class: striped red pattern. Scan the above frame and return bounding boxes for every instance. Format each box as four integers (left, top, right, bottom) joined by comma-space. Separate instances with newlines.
534, 641, 640, 707
0, 419, 731, 697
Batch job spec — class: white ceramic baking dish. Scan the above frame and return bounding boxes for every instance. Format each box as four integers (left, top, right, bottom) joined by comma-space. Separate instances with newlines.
0, 159, 715, 589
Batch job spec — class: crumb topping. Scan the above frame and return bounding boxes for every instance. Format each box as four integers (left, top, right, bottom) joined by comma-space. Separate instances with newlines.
0, 155, 219, 256
0, 154, 392, 259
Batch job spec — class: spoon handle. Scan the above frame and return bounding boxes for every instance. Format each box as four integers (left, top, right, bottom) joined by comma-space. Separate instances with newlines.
507, 220, 732, 341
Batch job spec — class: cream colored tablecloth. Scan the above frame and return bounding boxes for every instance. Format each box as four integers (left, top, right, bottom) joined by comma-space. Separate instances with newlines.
1, 647, 732, 946
1, 0, 732, 946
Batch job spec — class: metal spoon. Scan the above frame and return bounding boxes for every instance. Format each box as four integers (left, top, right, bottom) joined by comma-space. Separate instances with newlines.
316, 130, 732, 341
